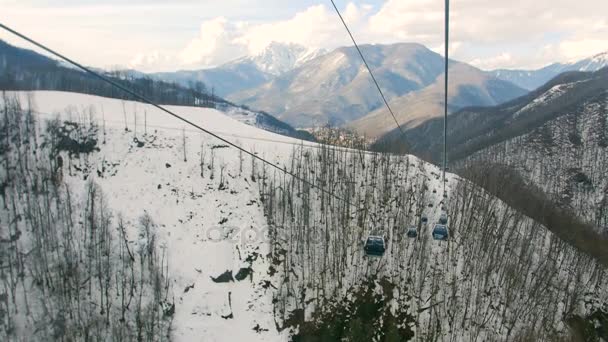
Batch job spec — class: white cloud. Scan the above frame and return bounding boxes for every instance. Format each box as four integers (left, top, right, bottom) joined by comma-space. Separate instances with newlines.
234, 5, 344, 54
127, 0, 608, 71
558, 39, 608, 62
179, 17, 249, 67
132, 2, 372, 70
469, 53, 515, 70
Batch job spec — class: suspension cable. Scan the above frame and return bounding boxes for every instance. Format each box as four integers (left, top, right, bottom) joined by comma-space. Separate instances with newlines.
443, 0, 450, 194
329, 0, 408, 145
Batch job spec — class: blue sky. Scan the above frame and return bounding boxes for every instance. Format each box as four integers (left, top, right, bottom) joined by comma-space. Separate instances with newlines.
2, 0, 607, 72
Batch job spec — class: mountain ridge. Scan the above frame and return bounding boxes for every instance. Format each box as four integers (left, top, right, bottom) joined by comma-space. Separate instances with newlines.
488, 51, 608, 90
350, 60, 526, 138
151, 42, 325, 97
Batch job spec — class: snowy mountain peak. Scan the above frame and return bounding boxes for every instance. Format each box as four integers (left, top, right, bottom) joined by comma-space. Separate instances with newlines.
247, 42, 327, 76
570, 50, 608, 72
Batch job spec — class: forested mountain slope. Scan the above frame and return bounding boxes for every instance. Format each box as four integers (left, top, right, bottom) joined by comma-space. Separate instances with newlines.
388, 68, 608, 233
462, 86, 608, 233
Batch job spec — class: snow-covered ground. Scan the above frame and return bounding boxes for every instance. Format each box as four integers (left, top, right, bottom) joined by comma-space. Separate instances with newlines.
10, 90, 309, 341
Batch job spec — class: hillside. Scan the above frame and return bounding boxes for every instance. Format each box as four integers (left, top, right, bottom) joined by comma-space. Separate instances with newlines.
350, 62, 525, 138
1, 90, 607, 341
393, 68, 608, 232
489, 51, 608, 90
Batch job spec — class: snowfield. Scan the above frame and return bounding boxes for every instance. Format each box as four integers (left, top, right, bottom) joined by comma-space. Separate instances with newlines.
2, 90, 607, 341
8, 91, 304, 341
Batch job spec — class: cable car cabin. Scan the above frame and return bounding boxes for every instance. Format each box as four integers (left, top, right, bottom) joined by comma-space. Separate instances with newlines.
432, 224, 449, 241
407, 226, 418, 238
439, 212, 448, 224
364, 233, 386, 256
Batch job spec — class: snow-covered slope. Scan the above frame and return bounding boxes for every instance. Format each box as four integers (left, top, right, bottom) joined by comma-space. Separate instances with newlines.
4, 90, 310, 341
242, 42, 326, 76
572, 51, 608, 72
2, 90, 607, 341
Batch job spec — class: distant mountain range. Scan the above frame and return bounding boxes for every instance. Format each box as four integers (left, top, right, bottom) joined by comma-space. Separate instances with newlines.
489, 51, 608, 90
230, 43, 446, 127
144, 43, 607, 139
150, 42, 326, 97
6, 35, 604, 144
227, 43, 526, 135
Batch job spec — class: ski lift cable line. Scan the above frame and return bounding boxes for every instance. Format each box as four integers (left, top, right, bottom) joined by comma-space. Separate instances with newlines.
442, 0, 450, 193
329, 0, 408, 142
0, 22, 360, 210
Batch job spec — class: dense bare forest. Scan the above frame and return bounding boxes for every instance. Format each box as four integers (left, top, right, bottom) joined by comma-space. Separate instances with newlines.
462, 88, 608, 235
259, 144, 608, 341
0, 93, 174, 341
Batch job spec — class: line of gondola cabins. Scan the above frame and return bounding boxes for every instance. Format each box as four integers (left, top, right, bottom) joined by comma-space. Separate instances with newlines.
364, 211, 450, 257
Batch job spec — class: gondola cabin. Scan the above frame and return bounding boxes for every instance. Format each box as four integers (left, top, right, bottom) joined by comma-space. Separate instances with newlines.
432, 224, 449, 240
364, 232, 386, 256
407, 226, 418, 238
439, 212, 448, 224
421, 216, 428, 224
